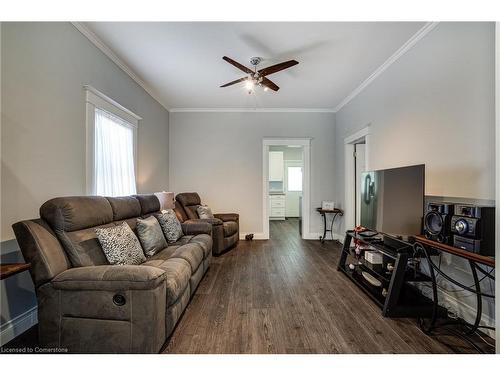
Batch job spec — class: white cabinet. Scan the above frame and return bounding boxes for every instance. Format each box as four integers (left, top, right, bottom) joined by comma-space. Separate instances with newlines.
269, 151, 284, 181
269, 194, 286, 220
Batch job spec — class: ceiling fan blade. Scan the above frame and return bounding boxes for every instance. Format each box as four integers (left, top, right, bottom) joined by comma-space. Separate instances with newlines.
258, 60, 299, 76
220, 77, 247, 88
222, 56, 253, 74
261, 77, 279, 91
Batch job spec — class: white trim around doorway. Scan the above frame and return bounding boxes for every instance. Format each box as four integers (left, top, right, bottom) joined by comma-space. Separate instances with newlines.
344, 125, 371, 232
262, 138, 311, 240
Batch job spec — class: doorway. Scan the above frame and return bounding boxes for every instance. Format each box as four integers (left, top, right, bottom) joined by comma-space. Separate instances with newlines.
344, 126, 370, 231
354, 143, 366, 226
263, 138, 311, 240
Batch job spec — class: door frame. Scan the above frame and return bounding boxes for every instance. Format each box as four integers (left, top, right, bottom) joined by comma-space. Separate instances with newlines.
495, 22, 499, 352
344, 125, 370, 232
263, 138, 311, 240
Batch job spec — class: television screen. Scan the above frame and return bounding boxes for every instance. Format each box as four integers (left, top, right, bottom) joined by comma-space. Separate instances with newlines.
360, 164, 424, 236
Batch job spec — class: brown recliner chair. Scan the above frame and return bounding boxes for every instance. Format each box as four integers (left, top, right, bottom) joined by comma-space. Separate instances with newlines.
175, 193, 239, 256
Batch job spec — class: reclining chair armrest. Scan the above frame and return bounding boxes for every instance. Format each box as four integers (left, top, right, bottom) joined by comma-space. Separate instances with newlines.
184, 218, 223, 226
181, 221, 212, 236
214, 213, 239, 223
51, 265, 166, 291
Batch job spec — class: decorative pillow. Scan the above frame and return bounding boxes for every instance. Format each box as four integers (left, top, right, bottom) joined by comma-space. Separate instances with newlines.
197, 205, 214, 219
136, 216, 168, 257
95, 222, 146, 265
156, 209, 184, 243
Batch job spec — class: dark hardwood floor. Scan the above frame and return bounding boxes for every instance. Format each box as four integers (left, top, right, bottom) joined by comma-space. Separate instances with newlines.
3, 218, 494, 353
165, 218, 494, 354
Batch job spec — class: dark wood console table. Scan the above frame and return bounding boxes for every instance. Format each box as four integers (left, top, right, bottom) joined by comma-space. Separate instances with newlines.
0, 263, 31, 280
413, 235, 495, 345
338, 231, 438, 318
316, 208, 343, 243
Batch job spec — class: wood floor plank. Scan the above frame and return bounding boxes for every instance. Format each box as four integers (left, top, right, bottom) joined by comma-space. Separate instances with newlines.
4, 218, 492, 353
164, 218, 494, 354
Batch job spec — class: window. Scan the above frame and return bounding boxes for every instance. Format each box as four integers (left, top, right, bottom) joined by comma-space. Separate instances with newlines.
287, 166, 303, 192
94, 108, 136, 196
85, 86, 141, 196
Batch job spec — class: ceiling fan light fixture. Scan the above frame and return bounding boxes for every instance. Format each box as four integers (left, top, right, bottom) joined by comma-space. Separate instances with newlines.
245, 80, 254, 90
221, 56, 298, 94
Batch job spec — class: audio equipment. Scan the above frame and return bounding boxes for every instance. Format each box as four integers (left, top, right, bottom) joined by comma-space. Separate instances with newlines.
450, 204, 495, 256
423, 202, 454, 244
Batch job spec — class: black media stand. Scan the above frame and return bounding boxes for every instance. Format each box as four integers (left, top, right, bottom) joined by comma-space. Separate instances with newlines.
338, 230, 444, 318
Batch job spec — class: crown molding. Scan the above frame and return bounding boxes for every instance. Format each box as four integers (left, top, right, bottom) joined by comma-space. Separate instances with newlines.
72, 22, 170, 111
333, 22, 439, 113
169, 107, 336, 113
73, 22, 438, 115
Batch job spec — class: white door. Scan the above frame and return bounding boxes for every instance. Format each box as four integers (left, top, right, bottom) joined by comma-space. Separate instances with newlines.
285, 160, 303, 217
355, 143, 366, 226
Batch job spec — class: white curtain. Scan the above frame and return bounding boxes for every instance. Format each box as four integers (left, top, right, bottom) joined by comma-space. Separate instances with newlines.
94, 108, 137, 196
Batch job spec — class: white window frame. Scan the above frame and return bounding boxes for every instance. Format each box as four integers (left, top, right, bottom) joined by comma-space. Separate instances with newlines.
84, 85, 141, 195
286, 165, 303, 192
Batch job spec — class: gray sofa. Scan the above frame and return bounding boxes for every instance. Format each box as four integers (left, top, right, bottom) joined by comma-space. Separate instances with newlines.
12, 194, 212, 353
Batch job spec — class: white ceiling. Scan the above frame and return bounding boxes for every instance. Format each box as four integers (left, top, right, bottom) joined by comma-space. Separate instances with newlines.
83, 22, 425, 110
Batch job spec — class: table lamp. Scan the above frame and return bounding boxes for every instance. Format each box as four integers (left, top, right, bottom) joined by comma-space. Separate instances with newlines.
154, 191, 175, 211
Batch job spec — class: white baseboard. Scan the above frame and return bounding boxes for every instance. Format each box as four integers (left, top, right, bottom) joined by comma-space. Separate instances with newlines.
305, 232, 343, 241
0, 306, 38, 346
239, 232, 267, 240
239, 231, 345, 242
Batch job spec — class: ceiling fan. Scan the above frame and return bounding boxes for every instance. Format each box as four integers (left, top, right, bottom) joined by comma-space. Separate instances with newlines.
220, 56, 299, 94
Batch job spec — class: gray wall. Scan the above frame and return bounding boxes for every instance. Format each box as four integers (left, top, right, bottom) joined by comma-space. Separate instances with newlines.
0, 22, 170, 342
334, 22, 495, 325
169, 112, 335, 236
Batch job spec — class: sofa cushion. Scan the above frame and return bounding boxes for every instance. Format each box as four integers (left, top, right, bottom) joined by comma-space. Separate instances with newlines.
149, 246, 179, 261
95, 222, 146, 265
136, 216, 168, 257
173, 234, 212, 258
176, 193, 201, 220
40, 196, 113, 232
189, 234, 212, 258
174, 201, 189, 223
134, 194, 160, 215
223, 221, 238, 237
143, 258, 190, 306
169, 243, 204, 273
60, 224, 112, 267
106, 196, 141, 221
156, 209, 183, 243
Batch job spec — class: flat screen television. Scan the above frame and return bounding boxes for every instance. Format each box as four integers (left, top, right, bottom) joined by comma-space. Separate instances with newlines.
360, 164, 425, 237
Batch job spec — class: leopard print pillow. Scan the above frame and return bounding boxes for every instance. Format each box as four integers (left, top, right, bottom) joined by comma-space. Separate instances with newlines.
156, 209, 184, 243
95, 222, 146, 265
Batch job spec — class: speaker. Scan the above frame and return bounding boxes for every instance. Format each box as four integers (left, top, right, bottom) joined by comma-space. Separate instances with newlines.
423, 202, 454, 244
450, 204, 495, 256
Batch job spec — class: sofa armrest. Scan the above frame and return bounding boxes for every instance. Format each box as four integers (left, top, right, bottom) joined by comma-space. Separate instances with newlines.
51, 265, 166, 291
214, 213, 239, 222
181, 221, 212, 236
184, 218, 223, 226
